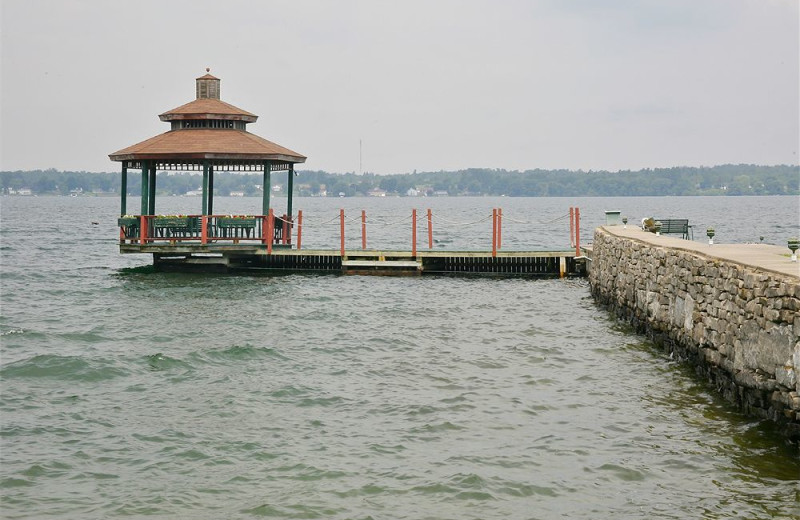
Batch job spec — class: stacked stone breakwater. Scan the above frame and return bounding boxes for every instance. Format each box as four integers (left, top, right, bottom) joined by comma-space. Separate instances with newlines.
588, 226, 800, 440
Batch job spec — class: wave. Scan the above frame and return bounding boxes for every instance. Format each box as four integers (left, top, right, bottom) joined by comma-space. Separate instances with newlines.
0, 354, 130, 382
192, 344, 290, 364
0, 328, 27, 337
144, 353, 193, 371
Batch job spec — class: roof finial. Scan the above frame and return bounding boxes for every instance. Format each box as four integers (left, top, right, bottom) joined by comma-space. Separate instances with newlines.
206, 67, 210, 73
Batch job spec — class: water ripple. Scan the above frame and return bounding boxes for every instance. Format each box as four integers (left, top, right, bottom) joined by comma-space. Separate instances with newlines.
1, 196, 798, 519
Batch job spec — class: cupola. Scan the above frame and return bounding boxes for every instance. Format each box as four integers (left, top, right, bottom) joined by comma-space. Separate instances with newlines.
196, 68, 220, 100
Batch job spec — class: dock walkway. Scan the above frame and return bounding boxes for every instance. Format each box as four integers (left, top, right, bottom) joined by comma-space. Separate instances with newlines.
585, 226, 799, 279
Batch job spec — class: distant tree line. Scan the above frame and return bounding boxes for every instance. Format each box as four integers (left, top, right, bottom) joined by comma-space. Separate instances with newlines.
1, 164, 797, 197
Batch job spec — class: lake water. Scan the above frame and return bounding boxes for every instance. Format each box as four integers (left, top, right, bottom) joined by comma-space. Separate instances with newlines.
1, 195, 798, 519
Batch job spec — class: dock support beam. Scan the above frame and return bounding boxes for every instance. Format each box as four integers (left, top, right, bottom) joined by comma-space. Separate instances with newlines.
267, 209, 274, 254
492, 208, 498, 257
296, 210, 303, 250
498, 208, 502, 250
427, 209, 433, 249
412, 209, 417, 257
340, 209, 345, 257
569, 207, 575, 248
361, 210, 367, 250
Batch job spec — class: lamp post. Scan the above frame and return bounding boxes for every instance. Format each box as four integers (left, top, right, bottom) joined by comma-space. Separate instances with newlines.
789, 237, 799, 262
706, 227, 715, 245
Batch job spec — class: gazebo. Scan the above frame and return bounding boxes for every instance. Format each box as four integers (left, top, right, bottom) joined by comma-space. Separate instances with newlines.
109, 70, 306, 259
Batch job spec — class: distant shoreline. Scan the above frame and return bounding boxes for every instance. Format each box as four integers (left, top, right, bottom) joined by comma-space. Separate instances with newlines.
2, 164, 798, 197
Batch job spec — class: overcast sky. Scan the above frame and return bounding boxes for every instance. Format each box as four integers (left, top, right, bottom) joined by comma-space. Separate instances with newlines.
1, 0, 798, 174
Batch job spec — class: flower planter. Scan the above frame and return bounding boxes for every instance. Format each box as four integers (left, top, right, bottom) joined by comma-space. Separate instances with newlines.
217, 217, 257, 229
117, 217, 139, 228
154, 217, 194, 230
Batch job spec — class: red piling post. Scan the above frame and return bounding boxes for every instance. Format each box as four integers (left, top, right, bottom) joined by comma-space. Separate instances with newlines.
267, 208, 274, 254
575, 207, 581, 257
340, 209, 345, 257
361, 210, 367, 250
492, 208, 497, 257
569, 207, 575, 248
140, 215, 147, 245
427, 209, 433, 249
498, 208, 503, 250
201, 215, 208, 245
282, 214, 289, 245
412, 209, 417, 257
296, 210, 303, 250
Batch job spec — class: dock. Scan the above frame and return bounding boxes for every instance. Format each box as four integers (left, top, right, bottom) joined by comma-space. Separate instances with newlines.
119, 207, 587, 277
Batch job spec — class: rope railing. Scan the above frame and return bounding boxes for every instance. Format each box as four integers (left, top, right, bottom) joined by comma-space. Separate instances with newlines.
367, 213, 415, 228
301, 213, 342, 226
121, 207, 582, 255
432, 213, 494, 227
300, 207, 580, 254
502, 212, 570, 226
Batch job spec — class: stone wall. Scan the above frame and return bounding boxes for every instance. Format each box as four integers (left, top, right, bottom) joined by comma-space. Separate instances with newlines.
588, 228, 800, 440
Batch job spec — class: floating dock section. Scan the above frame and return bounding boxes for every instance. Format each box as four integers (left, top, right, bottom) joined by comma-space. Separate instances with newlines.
140, 246, 585, 277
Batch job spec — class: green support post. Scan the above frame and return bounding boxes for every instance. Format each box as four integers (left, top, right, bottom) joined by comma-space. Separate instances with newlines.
208, 163, 214, 216
262, 161, 271, 215
120, 162, 127, 216
287, 163, 294, 221
148, 163, 156, 215
202, 161, 209, 215
140, 160, 149, 215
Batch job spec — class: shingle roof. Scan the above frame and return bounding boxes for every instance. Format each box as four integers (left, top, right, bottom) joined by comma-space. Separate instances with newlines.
111, 72, 305, 165
159, 98, 257, 122
109, 129, 306, 163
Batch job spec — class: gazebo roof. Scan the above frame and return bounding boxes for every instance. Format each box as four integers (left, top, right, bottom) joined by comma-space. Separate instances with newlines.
109, 71, 305, 165
159, 98, 258, 122
109, 128, 306, 163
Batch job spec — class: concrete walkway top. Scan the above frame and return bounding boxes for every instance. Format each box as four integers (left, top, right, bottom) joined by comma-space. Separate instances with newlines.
591, 225, 800, 279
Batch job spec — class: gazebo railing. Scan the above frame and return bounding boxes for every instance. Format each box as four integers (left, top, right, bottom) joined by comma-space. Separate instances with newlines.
119, 214, 292, 246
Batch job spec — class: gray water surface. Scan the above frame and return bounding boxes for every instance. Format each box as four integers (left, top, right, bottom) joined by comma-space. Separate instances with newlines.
1, 196, 798, 519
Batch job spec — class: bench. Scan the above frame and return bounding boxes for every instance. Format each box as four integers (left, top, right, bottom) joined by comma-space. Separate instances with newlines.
653, 218, 692, 240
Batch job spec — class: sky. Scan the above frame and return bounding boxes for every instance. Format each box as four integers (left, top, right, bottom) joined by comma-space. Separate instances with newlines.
1, 0, 798, 174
